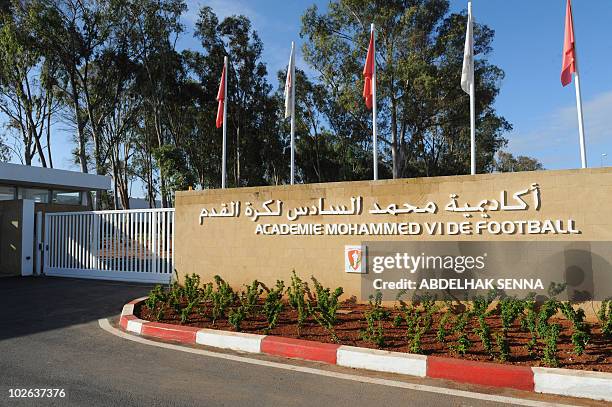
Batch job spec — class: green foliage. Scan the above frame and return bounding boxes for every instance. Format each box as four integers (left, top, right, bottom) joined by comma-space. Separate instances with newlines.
495, 332, 510, 362
227, 280, 263, 332
436, 311, 452, 344
306, 277, 344, 342
559, 302, 590, 356
449, 311, 472, 356
542, 323, 561, 367
361, 292, 390, 348
286, 271, 310, 337
210, 275, 236, 324
262, 280, 285, 333
597, 299, 612, 337
472, 293, 496, 356
228, 306, 247, 332
145, 284, 168, 321
300, 0, 512, 178
183, 273, 201, 304
520, 295, 538, 354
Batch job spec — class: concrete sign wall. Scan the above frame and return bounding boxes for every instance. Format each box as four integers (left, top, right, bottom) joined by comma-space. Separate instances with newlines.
174, 168, 612, 297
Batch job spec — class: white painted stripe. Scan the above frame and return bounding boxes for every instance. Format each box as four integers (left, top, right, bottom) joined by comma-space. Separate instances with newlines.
126, 319, 147, 335
533, 367, 612, 402
99, 319, 571, 407
337, 345, 427, 378
121, 304, 135, 317
196, 328, 263, 353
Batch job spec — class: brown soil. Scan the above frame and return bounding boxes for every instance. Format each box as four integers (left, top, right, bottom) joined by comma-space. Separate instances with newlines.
137, 300, 612, 373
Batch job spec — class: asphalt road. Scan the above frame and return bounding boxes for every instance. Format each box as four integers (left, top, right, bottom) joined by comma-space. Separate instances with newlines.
0, 277, 599, 407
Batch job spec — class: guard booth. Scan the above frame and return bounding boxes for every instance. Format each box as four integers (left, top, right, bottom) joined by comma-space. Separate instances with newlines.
0, 163, 111, 277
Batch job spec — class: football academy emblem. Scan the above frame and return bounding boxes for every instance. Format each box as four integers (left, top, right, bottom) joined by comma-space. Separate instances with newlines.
344, 245, 365, 273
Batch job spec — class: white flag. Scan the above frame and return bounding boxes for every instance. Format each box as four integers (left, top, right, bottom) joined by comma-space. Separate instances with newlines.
461, 1, 474, 95
284, 43, 295, 119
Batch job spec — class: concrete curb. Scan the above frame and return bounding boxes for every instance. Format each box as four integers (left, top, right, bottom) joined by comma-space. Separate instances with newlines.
533, 367, 612, 402
119, 298, 612, 402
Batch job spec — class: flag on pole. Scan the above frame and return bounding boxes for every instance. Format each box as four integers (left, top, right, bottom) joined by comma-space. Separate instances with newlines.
363, 30, 375, 110
461, 1, 476, 175
216, 63, 226, 129
560, 0, 587, 168
561, 0, 577, 87
363, 24, 378, 180
461, 2, 474, 95
284, 43, 295, 119
285, 42, 297, 185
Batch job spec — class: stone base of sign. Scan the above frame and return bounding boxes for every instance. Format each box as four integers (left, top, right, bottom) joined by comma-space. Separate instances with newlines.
120, 297, 612, 402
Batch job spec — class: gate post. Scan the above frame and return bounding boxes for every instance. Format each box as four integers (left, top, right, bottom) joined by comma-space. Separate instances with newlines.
34, 211, 43, 276
20, 200, 35, 276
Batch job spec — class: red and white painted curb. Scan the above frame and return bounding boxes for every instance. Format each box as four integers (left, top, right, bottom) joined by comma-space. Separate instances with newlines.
120, 298, 612, 402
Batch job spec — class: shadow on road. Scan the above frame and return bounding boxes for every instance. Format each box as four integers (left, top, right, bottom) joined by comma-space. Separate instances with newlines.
0, 276, 153, 341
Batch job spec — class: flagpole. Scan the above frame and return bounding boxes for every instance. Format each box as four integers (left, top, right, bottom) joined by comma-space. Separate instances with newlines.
371, 23, 378, 181
222, 56, 228, 189
468, 1, 476, 176
290, 42, 296, 185
574, 63, 587, 169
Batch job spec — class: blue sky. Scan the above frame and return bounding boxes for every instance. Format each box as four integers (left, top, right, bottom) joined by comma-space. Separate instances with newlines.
33, 0, 612, 189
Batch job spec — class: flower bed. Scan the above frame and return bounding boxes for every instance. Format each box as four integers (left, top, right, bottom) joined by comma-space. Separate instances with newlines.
137, 273, 612, 372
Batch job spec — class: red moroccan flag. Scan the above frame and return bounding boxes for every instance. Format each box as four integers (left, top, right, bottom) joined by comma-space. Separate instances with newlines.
216, 64, 226, 128
561, 0, 577, 87
362, 31, 375, 110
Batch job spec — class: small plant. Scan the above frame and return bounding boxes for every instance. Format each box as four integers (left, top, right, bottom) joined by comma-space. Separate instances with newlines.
542, 323, 561, 367
559, 302, 590, 355
472, 293, 496, 356
494, 332, 510, 362
262, 280, 285, 333
168, 281, 184, 315
287, 271, 310, 337
536, 283, 565, 366
228, 306, 247, 332
145, 284, 168, 321
494, 296, 524, 360
210, 275, 236, 324
228, 280, 263, 332
597, 299, 612, 337
361, 291, 390, 348
449, 311, 472, 356
183, 273, 201, 303
306, 277, 344, 342
436, 311, 452, 344
520, 294, 538, 354
241, 280, 263, 315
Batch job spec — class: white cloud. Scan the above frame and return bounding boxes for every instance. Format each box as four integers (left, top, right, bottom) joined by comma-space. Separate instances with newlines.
507, 90, 612, 169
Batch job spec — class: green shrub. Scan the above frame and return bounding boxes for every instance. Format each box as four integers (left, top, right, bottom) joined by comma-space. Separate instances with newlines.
472, 293, 496, 356
145, 284, 168, 321
597, 299, 612, 337
520, 294, 538, 354
361, 291, 390, 348
262, 280, 285, 333
449, 311, 472, 356
436, 311, 452, 344
228, 280, 263, 332
306, 277, 344, 342
228, 306, 247, 332
542, 323, 561, 367
559, 302, 590, 355
287, 271, 310, 337
210, 275, 236, 324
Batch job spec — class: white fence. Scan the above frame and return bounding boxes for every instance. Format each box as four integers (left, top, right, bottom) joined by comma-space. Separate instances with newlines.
43, 208, 174, 283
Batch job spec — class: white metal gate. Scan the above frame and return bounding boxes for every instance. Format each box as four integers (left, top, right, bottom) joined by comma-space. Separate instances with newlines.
43, 209, 174, 283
